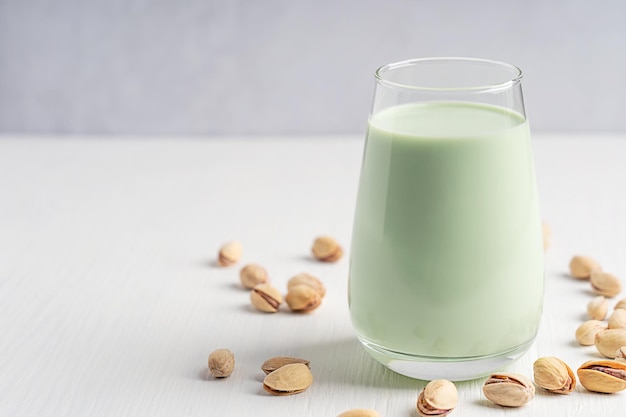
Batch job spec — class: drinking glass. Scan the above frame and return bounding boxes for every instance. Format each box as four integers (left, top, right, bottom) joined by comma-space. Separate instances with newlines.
348, 57, 544, 381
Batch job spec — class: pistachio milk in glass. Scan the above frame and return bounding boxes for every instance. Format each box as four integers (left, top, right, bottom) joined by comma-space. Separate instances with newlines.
348, 58, 544, 381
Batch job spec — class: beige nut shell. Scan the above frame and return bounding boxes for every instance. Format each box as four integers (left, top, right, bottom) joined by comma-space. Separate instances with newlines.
614, 298, 626, 311
262, 363, 313, 396
482, 373, 535, 407
250, 284, 283, 313
533, 357, 576, 394
569, 255, 601, 279
577, 360, 626, 393
588, 296, 609, 320
576, 320, 607, 346
417, 379, 457, 417
261, 356, 310, 375
311, 236, 343, 262
590, 270, 622, 298
208, 348, 235, 378
608, 309, 626, 330
288, 273, 326, 298
217, 241, 242, 267
239, 263, 269, 289
286, 284, 322, 312
595, 329, 626, 358
337, 410, 381, 417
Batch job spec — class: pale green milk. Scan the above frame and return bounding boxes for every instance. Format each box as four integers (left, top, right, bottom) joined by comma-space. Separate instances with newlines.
349, 101, 544, 359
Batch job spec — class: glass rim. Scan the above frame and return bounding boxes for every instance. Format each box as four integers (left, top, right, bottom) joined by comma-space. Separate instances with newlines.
374, 57, 523, 92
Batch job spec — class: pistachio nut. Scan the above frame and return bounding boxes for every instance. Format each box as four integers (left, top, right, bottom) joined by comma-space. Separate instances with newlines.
542, 222, 552, 251
417, 379, 457, 417
482, 373, 534, 407
337, 410, 381, 417
587, 295, 609, 320
575, 320, 607, 346
208, 348, 234, 378
614, 298, 626, 311
533, 357, 576, 394
288, 273, 326, 298
217, 241, 242, 267
261, 356, 310, 375
250, 284, 283, 313
616, 346, 626, 362
286, 284, 322, 313
239, 263, 269, 289
608, 309, 626, 330
577, 360, 626, 393
311, 236, 343, 262
595, 329, 626, 358
263, 363, 313, 396
569, 255, 601, 279
590, 270, 622, 298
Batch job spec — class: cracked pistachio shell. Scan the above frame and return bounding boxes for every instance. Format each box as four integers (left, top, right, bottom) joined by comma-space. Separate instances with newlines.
608, 309, 626, 330
596, 329, 626, 358
208, 349, 234, 378
569, 255, 601, 279
590, 270, 622, 298
576, 320, 607, 346
577, 360, 626, 393
288, 273, 326, 298
533, 357, 576, 394
614, 298, 626, 311
261, 356, 310, 375
217, 241, 242, 266
482, 373, 535, 407
250, 284, 283, 313
263, 363, 313, 396
616, 346, 626, 362
588, 296, 609, 320
337, 410, 381, 417
286, 284, 322, 312
239, 263, 269, 289
311, 236, 343, 262
417, 379, 457, 417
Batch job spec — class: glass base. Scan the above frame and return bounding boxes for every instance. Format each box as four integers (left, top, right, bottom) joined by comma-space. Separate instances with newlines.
358, 336, 535, 381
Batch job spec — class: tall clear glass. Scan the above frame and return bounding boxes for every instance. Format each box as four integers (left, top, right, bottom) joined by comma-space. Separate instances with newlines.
348, 57, 544, 381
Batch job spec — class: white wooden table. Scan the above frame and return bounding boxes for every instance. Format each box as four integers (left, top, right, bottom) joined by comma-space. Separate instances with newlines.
1, 134, 625, 416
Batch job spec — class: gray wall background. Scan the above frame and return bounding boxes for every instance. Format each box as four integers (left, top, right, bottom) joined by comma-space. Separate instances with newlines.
1, 0, 625, 136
